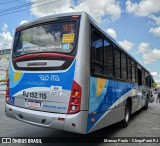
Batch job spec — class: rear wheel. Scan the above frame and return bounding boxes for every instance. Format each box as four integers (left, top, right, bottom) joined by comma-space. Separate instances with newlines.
120, 101, 131, 128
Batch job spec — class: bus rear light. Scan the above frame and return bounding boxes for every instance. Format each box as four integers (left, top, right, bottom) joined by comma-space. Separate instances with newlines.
71, 106, 76, 111
73, 98, 79, 104
68, 81, 82, 114
74, 91, 79, 97
72, 15, 79, 18
6, 79, 10, 104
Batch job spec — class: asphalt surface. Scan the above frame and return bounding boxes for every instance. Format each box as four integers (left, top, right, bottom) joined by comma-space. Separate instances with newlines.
0, 93, 160, 146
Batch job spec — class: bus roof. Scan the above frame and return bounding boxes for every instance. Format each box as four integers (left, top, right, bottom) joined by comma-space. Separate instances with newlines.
18, 12, 82, 29
17, 11, 150, 73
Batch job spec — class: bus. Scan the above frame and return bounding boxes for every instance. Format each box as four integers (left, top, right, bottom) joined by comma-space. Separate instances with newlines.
5, 12, 153, 134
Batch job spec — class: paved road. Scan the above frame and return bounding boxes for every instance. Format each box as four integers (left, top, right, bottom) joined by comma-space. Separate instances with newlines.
0, 93, 160, 146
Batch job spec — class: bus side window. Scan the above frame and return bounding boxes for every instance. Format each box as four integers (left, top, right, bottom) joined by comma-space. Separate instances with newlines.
131, 61, 136, 82
92, 31, 103, 74
145, 71, 148, 86
121, 53, 127, 80
104, 40, 113, 77
128, 58, 132, 81
142, 69, 144, 85
114, 48, 121, 79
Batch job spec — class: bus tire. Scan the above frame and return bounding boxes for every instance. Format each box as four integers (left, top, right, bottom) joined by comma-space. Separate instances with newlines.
120, 101, 131, 128
143, 97, 148, 110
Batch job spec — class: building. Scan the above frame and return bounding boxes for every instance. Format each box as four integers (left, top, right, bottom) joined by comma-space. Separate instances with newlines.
0, 49, 11, 81
0, 49, 11, 55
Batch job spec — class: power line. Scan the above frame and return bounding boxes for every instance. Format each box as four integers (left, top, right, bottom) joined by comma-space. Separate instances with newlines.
0, 0, 46, 13
0, 0, 64, 17
0, 0, 20, 5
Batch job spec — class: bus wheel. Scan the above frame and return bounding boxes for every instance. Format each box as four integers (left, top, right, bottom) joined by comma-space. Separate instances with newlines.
120, 101, 130, 128
143, 97, 148, 110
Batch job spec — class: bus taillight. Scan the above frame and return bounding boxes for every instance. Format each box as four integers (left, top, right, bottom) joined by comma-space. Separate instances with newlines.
72, 15, 79, 18
68, 81, 82, 114
6, 79, 10, 104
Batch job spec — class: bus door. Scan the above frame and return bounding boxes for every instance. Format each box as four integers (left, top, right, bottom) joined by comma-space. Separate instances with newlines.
137, 68, 142, 110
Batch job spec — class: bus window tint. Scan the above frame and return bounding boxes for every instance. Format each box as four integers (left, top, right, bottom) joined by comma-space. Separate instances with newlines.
115, 48, 121, 78
14, 20, 78, 57
92, 31, 103, 74
121, 53, 127, 80
128, 58, 132, 81
104, 40, 113, 77
131, 61, 136, 82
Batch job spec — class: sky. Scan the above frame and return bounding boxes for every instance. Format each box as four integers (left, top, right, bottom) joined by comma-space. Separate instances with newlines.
0, 0, 160, 82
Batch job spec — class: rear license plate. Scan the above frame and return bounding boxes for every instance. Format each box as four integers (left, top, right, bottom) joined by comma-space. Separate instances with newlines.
23, 91, 47, 99
27, 100, 41, 108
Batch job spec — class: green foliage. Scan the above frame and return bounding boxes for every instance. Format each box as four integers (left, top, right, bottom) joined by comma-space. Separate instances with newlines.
152, 82, 157, 88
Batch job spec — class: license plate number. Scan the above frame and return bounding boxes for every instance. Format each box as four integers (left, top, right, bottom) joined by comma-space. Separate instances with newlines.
27, 101, 40, 108
23, 91, 47, 99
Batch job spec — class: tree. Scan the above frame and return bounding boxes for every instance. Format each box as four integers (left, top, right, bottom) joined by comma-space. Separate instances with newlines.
152, 79, 157, 88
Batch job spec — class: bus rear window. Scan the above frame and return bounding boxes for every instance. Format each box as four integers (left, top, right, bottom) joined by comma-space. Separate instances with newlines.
14, 20, 79, 57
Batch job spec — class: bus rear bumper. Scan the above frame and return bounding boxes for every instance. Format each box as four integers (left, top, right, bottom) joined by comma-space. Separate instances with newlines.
5, 104, 88, 134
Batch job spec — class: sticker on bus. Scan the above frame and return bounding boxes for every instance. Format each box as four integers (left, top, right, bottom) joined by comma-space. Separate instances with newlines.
62, 33, 75, 43
62, 43, 70, 50
50, 86, 62, 96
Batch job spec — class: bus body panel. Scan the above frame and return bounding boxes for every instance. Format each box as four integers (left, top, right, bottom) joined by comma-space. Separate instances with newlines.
63, 110, 88, 134
131, 95, 139, 114
87, 77, 138, 133
88, 103, 124, 133
5, 103, 88, 134
6, 103, 66, 129
8, 59, 76, 114
73, 13, 90, 111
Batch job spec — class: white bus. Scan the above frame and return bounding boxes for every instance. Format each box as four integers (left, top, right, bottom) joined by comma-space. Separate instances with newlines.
5, 12, 152, 134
